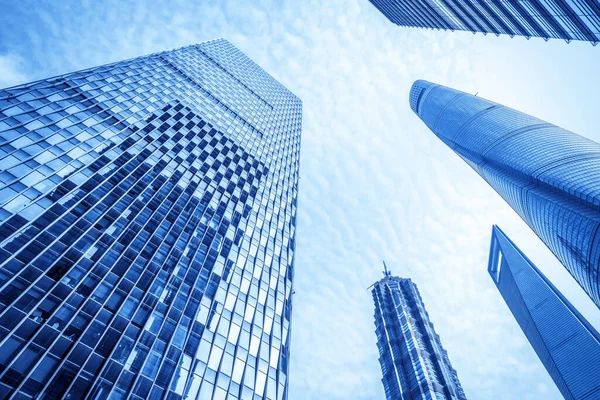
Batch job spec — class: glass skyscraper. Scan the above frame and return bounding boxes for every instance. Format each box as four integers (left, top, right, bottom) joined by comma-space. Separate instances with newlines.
367, 0, 600, 44
410, 79, 600, 310
372, 266, 466, 400
0, 39, 301, 400
488, 225, 600, 399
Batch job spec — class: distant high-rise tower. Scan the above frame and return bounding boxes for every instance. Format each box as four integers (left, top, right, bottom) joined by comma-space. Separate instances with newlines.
488, 225, 600, 399
367, 0, 600, 44
371, 264, 467, 400
410, 79, 600, 310
0, 39, 301, 400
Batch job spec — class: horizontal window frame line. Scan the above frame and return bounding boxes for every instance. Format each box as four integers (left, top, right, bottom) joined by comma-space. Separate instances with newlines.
157, 56, 267, 140
194, 48, 275, 111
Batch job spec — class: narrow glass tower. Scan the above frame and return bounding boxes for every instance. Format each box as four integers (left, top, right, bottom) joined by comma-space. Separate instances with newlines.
488, 225, 600, 399
0, 39, 301, 400
371, 265, 467, 400
367, 0, 600, 44
410, 79, 600, 310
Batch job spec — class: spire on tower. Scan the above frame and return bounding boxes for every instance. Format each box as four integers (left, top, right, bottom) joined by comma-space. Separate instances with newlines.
383, 261, 391, 278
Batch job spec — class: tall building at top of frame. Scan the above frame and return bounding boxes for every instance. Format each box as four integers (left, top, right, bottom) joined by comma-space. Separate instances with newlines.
367, 0, 600, 44
372, 265, 467, 400
488, 225, 600, 399
0, 39, 301, 400
410, 79, 600, 311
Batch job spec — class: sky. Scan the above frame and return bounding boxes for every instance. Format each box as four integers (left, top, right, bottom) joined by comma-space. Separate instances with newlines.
1, 0, 600, 399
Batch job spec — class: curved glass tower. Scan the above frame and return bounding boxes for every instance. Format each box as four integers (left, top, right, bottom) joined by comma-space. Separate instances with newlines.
410, 79, 600, 309
372, 268, 466, 400
489, 225, 600, 399
0, 39, 301, 400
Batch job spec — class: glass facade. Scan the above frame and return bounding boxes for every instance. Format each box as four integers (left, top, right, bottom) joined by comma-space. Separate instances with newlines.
0, 39, 301, 400
410, 79, 600, 310
488, 225, 600, 399
372, 269, 466, 400
368, 0, 600, 44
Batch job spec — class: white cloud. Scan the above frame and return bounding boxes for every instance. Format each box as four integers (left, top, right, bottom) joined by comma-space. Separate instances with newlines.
0, 54, 29, 88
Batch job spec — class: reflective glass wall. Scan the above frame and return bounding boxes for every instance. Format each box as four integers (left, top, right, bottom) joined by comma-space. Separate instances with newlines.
0, 39, 301, 400
368, 0, 600, 44
372, 273, 466, 400
411, 79, 600, 310
488, 226, 600, 399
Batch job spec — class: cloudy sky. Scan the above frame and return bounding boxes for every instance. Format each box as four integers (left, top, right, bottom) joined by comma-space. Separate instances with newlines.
2, 1, 600, 398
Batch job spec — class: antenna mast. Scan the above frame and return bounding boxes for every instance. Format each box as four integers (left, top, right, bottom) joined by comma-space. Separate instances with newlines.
383, 261, 391, 277
368, 261, 392, 290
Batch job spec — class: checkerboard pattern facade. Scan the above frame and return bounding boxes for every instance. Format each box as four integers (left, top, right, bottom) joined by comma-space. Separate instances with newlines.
0, 39, 301, 400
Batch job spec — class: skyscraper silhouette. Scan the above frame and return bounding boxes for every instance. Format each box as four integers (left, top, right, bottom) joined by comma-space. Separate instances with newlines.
368, 0, 600, 44
488, 225, 600, 399
0, 39, 301, 400
372, 265, 467, 400
411, 79, 600, 309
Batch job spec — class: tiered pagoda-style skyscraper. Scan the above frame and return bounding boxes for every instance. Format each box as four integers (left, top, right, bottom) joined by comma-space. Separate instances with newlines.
371, 265, 467, 400
410, 79, 600, 310
488, 225, 600, 399
367, 0, 600, 44
0, 39, 301, 400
